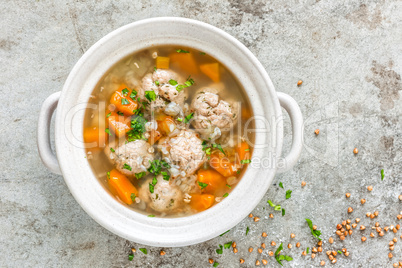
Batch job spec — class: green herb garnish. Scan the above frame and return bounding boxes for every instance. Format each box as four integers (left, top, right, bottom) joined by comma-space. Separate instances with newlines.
216, 245, 223, 254
139, 248, 147, 254
226, 184, 231, 188
219, 230, 230, 237
110, 147, 115, 153
130, 90, 137, 99
176, 77, 195, 92
161, 171, 170, 181
184, 112, 194, 123
105, 128, 111, 136
267, 200, 281, 211
306, 247, 310, 254
121, 98, 130, 105
200, 52, 206, 55
213, 143, 226, 155
131, 193, 136, 202
135, 172, 146, 179
223, 241, 232, 249
338, 250, 342, 254
241, 159, 251, 164
153, 67, 157, 72
152, 176, 157, 186
305, 218, 322, 241
149, 183, 155, 194
176, 49, 189, 53
128, 253, 134, 261
285, 190, 292, 199
223, 193, 229, 198
148, 159, 170, 175
127, 115, 147, 141
155, 80, 160, 86
123, 163, 132, 171
279, 182, 283, 189
169, 79, 178, 86
381, 169, 384, 181
213, 262, 219, 267
148, 214, 155, 217
106, 112, 111, 118
282, 208, 286, 216
145, 90, 156, 102
275, 243, 293, 266
176, 118, 183, 122
121, 88, 129, 96
117, 111, 124, 116
246, 226, 250, 235
106, 172, 110, 179
198, 181, 208, 190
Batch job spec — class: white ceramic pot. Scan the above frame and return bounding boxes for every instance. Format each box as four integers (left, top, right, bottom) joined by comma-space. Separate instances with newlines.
37, 17, 303, 247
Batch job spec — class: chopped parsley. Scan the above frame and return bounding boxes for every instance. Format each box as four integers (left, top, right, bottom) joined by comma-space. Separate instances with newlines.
246, 226, 250, 235
106, 112, 111, 118
145, 90, 156, 102
149, 183, 155, 194
161, 171, 170, 181
305, 218, 322, 241
117, 111, 124, 116
121, 88, 129, 96
130, 193, 136, 202
282, 208, 286, 216
139, 248, 147, 254
338, 250, 342, 255
223, 241, 232, 249
219, 230, 230, 237
198, 181, 208, 190
275, 243, 293, 266
148, 214, 155, 217
176, 49, 189, 53
200, 52, 206, 55
110, 147, 115, 153
381, 169, 384, 181
152, 176, 157, 185
106, 172, 110, 179
244, 148, 250, 151
216, 245, 223, 254
130, 90, 137, 99
267, 200, 281, 211
213, 262, 219, 267
226, 184, 231, 188
121, 98, 130, 105
127, 115, 147, 141
169, 79, 178, 86
128, 253, 134, 261
306, 247, 310, 254
223, 193, 229, 198
285, 190, 292, 199
241, 159, 251, 164
148, 159, 170, 175
176, 77, 195, 92
105, 128, 111, 136
123, 164, 132, 171
212, 143, 226, 155
176, 118, 183, 122
155, 80, 160, 86
135, 172, 146, 179
279, 182, 284, 189
184, 112, 194, 123
153, 67, 157, 72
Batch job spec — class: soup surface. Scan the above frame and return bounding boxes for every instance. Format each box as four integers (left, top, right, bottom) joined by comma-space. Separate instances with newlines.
83, 46, 254, 217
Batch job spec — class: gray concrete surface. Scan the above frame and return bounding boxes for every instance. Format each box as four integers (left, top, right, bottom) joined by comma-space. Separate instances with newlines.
1, 0, 401, 267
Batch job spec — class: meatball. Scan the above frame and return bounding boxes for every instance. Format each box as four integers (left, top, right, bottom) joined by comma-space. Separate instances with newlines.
138, 175, 184, 213
191, 87, 238, 139
108, 139, 154, 177
159, 130, 206, 177
138, 69, 186, 112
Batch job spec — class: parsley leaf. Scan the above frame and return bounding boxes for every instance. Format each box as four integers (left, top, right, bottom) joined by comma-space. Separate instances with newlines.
148, 214, 155, 217
169, 79, 178, 86
223, 241, 232, 249
155, 80, 160, 86
213, 262, 219, 267
128, 253, 134, 261
121, 98, 129, 105
127, 115, 147, 141
184, 112, 194, 123
148, 159, 170, 175
130, 90, 137, 99
145, 90, 156, 102
139, 248, 147, 254
135, 172, 146, 179
246, 226, 250, 235
267, 200, 281, 211
117, 111, 124, 116
226, 184, 231, 188
219, 230, 230, 237
381, 169, 384, 181
106, 112, 111, 118
198, 181, 208, 190
176, 118, 183, 122
149, 183, 155, 193
152, 176, 157, 186
305, 218, 322, 241
176, 49, 189, 53
110, 147, 115, 153
338, 250, 342, 254
285, 190, 292, 199
279, 182, 283, 189
176, 77, 195, 92
131, 193, 136, 202
216, 245, 223, 254
213, 143, 226, 155
275, 243, 293, 266
306, 247, 309, 254
282, 208, 286, 216
105, 128, 111, 136
200, 52, 206, 55
123, 163, 132, 171
161, 171, 170, 181
121, 88, 129, 96
106, 172, 110, 179
241, 159, 251, 164
223, 193, 229, 198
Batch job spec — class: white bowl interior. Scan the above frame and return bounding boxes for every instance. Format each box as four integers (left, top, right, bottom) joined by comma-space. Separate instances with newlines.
55, 17, 283, 247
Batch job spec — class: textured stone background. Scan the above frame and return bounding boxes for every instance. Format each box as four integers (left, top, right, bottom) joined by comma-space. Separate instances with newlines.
1, 0, 401, 267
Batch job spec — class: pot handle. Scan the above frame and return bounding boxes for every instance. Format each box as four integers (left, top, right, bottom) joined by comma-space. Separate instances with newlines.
276, 92, 303, 173
37, 91, 62, 175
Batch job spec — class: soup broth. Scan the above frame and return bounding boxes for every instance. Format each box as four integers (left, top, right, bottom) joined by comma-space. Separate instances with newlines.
83, 46, 254, 217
